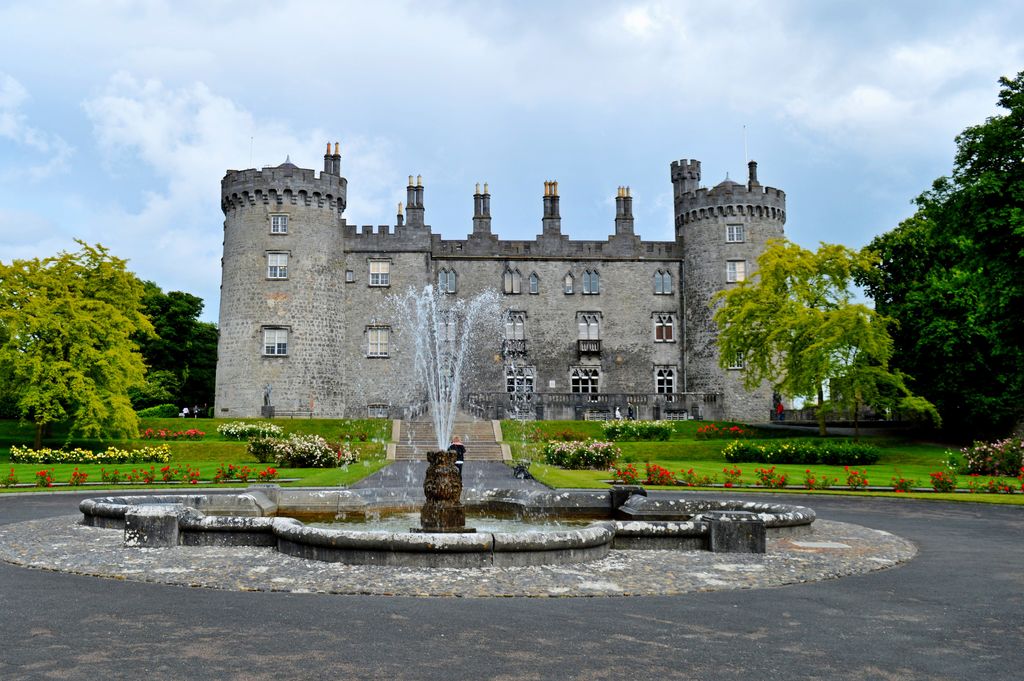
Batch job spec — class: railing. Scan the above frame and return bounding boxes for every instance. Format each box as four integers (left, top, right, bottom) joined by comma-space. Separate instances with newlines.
577, 339, 601, 355
463, 391, 724, 421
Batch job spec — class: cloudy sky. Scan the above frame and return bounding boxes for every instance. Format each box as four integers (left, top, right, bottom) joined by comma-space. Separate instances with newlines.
1, 0, 1021, 321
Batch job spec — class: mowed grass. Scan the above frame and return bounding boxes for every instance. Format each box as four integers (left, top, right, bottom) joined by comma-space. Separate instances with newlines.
503, 420, 1024, 504
0, 417, 391, 490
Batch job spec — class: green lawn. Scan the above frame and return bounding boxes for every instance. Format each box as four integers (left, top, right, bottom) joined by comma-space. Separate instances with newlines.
503, 419, 1024, 504
1, 417, 391, 491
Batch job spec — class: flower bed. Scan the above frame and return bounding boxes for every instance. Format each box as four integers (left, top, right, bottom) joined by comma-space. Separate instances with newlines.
247, 434, 356, 468
10, 444, 172, 465
140, 428, 205, 441
695, 423, 753, 440
542, 440, 620, 469
216, 421, 284, 440
601, 420, 673, 441
722, 439, 880, 466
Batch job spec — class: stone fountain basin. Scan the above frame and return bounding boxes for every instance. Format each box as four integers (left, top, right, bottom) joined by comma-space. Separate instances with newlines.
79, 486, 815, 567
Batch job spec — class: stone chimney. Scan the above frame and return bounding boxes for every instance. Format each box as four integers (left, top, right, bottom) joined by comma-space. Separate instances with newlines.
614, 186, 634, 236
406, 175, 424, 227
542, 180, 561, 236
472, 182, 492, 236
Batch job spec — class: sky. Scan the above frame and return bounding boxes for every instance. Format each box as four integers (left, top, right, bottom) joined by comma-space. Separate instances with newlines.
1, 0, 1021, 322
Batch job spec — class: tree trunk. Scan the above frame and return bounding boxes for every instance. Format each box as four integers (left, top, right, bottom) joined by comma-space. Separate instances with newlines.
817, 385, 828, 436
34, 422, 43, 450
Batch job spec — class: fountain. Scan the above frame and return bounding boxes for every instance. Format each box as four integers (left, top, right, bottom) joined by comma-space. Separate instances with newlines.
74, 287, 820, 567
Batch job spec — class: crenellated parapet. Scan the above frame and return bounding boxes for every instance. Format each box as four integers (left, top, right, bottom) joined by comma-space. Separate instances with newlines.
221, 164, 347, 215
430, 236, 680, 260
342, 222, 433, 251
675, 184, 786, 227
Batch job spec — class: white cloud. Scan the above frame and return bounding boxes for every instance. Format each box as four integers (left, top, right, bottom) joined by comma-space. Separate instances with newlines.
0, 72, 73, 180
79, 73, 403, 318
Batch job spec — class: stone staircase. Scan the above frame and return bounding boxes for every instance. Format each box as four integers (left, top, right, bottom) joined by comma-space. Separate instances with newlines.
392, 419, 507, 461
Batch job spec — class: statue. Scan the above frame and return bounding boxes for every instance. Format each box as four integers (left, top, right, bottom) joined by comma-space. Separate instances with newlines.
263, 384, 272, 407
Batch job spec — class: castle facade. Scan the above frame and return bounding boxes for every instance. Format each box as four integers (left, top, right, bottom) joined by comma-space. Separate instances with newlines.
214, 145, 785, 422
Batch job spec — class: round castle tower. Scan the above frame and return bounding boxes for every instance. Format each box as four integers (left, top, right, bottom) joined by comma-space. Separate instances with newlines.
671, 159, 786, 422
215, 145, 348, 417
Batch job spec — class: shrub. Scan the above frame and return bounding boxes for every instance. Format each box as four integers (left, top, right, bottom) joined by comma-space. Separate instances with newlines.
137, 403, 180, 418
844, 467, 869, 490
602, 420, 673, 441
644, 463, 676, 485
256, 466, 279, 482
957, 438, 1024, 476
246, 434, 355, 468
754, 466, 788, 489
69, 468, 88, 486
679, 468, 716, 487
35, 469, 54, 487
890, 473, 916, 493
10, 444, 171, 465
542, 440, 620, 469
695, 423, 753, 440
722, 467, 742, 487
722, 439, 880, 466
3, 468, 18, 487
217, 421, 284, 440
214, 464, 254, 483
803, 469, 836, 490
611, 463, 640, 485
929, 470, 957, 493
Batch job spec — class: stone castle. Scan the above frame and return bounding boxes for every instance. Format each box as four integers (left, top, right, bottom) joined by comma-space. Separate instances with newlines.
214, 143, 785, 422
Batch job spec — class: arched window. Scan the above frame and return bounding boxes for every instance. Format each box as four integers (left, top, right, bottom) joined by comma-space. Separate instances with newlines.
563, 272, 574, 294
582, 269, 600, 295
503, 268, 521, 294
528, 272, 540, 294
654, 269, 672, 295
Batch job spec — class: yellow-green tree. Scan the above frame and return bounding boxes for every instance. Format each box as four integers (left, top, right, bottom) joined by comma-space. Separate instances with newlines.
0, 241, 153, 447
714, 239, 938, 436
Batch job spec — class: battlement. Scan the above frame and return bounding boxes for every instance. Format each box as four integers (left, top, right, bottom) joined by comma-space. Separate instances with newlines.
670, 159, 701, 182
341, 221, 433, 251
430, 235, 680, 260
676, 182, 786, 227
221, 163, 347, 215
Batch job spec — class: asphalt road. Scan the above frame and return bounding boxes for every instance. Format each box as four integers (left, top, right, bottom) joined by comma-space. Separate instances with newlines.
1, 489, 1021, 681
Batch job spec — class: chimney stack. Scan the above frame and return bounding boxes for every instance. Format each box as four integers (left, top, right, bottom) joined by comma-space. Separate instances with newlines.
614, 186, 634, 236
542, 180, 561, 236
472, 182, 492, 236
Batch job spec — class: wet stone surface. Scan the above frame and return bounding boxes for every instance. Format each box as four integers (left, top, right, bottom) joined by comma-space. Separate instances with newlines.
0, 517, 915, 597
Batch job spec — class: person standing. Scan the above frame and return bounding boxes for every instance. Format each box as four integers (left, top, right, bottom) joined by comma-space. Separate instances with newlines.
449, 436, 466, 480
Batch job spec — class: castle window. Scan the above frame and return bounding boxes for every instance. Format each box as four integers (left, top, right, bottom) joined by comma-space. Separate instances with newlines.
528, 272, 540, 295
506, 365, 535, 394
366, 326, 390, 357
582, 270, 600, 295
262, 328, 288, 356
727, 353, 745, 370
369, 260, 391, 287
267, 253, 288, 279
503, 268, 521, 294
438, 268, 457, 294
655, 366, 676, 397
367, 404, 390, 418
570, 367, 600, 394
563, 272, 574, 294
505, 311, 526, 340
345, 269, 355, 283
270, 214, 288, 234
726, 224, 745, 243
577, 313, 600, 340
654, 313, 675, 342
654, 269, 673, 295
726, 260, 746, 283
440, 314, 458, 343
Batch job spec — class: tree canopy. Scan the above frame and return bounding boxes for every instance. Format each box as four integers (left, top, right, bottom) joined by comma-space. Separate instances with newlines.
859, 70, 1024, 438
714, 239, 938, 436
0, 242, 153, 446
132, 282, 218, 412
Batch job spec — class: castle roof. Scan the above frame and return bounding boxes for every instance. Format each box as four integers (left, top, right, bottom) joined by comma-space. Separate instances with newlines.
712, 177, 743, 191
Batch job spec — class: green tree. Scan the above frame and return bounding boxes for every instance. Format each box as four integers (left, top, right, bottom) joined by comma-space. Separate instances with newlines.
0, 242, 153, 447
860, 71, 1024, 438
714, 239, 937, 436
133, 282, 218, 412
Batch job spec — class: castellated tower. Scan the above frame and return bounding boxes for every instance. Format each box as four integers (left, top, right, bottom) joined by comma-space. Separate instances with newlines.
672, 159, 786, 422
215, 145, 348, 417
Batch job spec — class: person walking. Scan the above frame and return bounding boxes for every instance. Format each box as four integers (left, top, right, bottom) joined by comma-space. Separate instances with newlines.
449, 436, 466, 480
